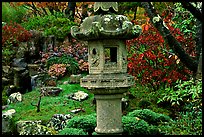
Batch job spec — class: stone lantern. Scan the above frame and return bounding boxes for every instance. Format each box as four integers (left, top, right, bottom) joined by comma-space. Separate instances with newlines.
71, 2, 142, 135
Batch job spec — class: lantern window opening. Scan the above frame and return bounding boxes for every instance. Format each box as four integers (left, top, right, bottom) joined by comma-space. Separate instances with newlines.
104, 47, 117, 64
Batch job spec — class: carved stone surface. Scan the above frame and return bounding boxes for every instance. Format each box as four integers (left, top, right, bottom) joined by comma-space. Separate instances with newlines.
94, 2, 118, 13
71, 14, 142, 41
94, 94, 123, 134
81, 74, 134, 91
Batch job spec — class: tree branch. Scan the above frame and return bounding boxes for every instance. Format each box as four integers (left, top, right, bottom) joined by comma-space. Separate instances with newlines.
180, 2, 203, 22
141, 2, 198, 73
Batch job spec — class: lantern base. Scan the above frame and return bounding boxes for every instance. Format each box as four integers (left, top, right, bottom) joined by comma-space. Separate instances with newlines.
80, 73, 134, 93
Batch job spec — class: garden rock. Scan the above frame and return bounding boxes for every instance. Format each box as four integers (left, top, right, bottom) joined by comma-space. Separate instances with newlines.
6, 85, 17, 96
47, 114, 72, 131
7, 92, 22, 104
40, 87, 63, 96
16, 120, 56, 135
12, 58, 28, 68
2, 105, 9, 110
63, 81, 70, 85
13, 67, 32, 94
28, 64, 40, 76
27, 30, 43, 63
2, 65, 11, 74
2, 109, 16, 135
70, 74, 83, 84
70, 90, 89, 101
2, 77, 11, 88
70, 108, 83, 114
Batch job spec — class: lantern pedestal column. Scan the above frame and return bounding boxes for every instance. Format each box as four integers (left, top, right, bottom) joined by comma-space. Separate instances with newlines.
94, 93, 124, 135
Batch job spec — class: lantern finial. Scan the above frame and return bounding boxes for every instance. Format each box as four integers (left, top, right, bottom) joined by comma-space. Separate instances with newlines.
94, 2, 118, 14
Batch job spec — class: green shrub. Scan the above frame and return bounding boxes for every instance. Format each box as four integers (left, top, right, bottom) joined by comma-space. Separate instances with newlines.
21, 12, 77, 41
2, 2, 27, 24
157, 79, 202, 107
46, 54, 79, 75
66, 113, 96, 134
58, 128, 87, 135
122, 116, 157, 135
127, 109, 172, 125
159, 111, 202, 135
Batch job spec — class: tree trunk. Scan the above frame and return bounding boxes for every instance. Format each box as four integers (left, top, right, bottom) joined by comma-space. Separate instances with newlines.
196, 49, 202, 80
141, 2, 198, 73
133, 6, 138, 20
181, 2, 203, 22
65, 2, 76, 21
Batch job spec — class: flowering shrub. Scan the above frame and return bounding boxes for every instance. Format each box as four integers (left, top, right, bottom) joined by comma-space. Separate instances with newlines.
59, 39, 88, 72
127, 11, 194, 91
36, 38, 88, 74
48, 64, 67, 78
46, 54, 79, 75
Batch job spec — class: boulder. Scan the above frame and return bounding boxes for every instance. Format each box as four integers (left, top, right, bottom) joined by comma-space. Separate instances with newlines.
40, 87, 63, 96
2, 109, 16, 135
70, 74, 83, 84
47, 114, 72, 131
6, 85, 17, 96
12, 58, 28, 68
2, 77, 11, 87
13, 67, 32, 94
28, 64, 40, 76
16, 120, 56, 135
70, 90, 89, 101
7, 92, 22, 105
2, 66, 11, 74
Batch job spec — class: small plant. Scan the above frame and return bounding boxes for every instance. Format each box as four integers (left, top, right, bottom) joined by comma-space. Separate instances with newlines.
31, 94, 43, 112
58, 128, 87, 135
48, 64, 67, 78
157, 78, 202, 107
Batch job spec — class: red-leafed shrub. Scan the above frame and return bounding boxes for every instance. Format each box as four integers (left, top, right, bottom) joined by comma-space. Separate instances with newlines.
2, 22, 32, 46
2, 22, 32, 65
127, 12, 194, 91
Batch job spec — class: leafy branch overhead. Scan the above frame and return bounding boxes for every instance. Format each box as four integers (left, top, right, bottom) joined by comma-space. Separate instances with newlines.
140, 2, 199, 73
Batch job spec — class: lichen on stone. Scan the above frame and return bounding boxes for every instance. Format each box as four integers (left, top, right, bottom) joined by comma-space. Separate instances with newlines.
152, 15, 161, 24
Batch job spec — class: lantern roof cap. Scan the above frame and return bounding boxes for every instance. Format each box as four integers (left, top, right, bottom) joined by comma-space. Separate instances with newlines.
71, 14, 142, 41
94, 2, 118, 14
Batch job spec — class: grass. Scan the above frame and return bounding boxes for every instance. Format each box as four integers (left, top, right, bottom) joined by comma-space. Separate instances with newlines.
3, 76, 95, 124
